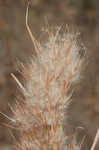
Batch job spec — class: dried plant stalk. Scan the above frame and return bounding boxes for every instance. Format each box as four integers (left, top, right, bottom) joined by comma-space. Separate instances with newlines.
90, 129, 99, 150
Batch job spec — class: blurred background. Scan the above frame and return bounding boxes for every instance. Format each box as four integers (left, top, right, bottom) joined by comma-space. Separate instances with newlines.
0, 0, 99, 149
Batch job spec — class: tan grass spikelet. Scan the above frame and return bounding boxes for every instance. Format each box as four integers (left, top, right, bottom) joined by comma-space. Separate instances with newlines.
12, 2, 86, 150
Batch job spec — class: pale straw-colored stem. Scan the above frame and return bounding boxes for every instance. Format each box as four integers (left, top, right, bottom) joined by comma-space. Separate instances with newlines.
90, 129, 99, 150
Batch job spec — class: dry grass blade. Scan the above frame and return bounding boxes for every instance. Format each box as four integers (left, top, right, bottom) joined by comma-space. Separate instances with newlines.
26, 2, 42, 55
11, 73, 26, 93
90, 129, 99, 150
0, 111, 16, 123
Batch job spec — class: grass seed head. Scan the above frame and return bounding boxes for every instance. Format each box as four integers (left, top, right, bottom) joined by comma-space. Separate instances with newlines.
13, 26, 84, 150
13, 3, 85, 150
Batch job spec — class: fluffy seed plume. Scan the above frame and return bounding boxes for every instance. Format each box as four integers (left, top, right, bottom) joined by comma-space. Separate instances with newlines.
12, 2, 85, 150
